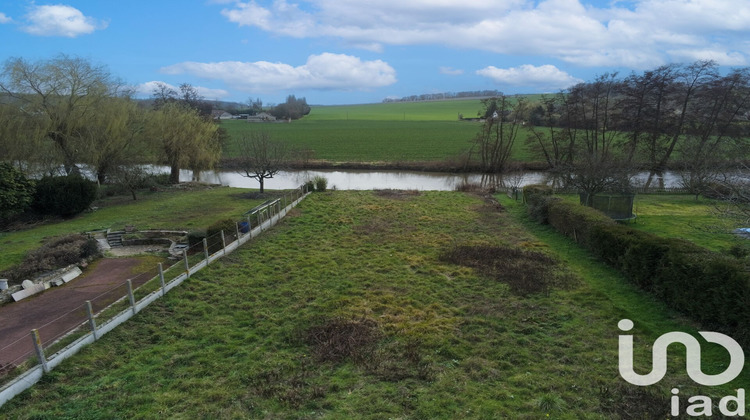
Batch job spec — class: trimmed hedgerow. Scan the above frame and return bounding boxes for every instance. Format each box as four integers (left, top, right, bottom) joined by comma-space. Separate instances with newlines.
522, 189, 750, 345
522, 184, 558, 224
547, 200, 614, 249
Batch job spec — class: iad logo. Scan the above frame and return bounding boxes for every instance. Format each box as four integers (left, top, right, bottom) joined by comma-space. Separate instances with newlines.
618, 319, 746, 417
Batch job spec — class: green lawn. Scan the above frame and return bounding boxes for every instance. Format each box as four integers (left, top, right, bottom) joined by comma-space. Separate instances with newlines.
0, 187, 270, 273
3, 190, 745, 418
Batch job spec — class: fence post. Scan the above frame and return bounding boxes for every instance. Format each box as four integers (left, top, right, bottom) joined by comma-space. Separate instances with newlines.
85, 300, 98, 340
203, 238, 210, 262
183, 249, 190, 277
30, 329, 49, 373
235, 222, 241, 243
127, 279, 136, 315
158, 263, 166, 297
247, 215, 252, 233
221, 230, 226, 256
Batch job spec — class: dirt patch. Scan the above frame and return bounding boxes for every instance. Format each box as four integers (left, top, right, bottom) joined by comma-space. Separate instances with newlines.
0, 257, 157, 369
374, 189, 421, 199
440, 245, 570, 296
302, 317, 381, 364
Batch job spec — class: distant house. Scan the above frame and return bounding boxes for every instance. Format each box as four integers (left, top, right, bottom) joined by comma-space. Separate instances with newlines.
246, 112, 277, 122
211, 110, 233, 120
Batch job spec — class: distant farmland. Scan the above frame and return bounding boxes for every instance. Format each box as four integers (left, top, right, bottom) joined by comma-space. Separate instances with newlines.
220, 99, 534, 164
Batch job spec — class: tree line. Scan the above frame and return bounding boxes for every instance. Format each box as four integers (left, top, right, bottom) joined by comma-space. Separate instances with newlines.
0, 55, 223, 188
383, 90, 504, 103
471, 61, 750, 198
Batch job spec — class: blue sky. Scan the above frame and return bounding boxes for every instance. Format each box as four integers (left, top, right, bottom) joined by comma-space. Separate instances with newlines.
1, 0, 748, 105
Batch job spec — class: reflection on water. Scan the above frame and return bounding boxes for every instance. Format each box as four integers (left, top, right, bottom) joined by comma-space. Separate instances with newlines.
181, 168, 685, 191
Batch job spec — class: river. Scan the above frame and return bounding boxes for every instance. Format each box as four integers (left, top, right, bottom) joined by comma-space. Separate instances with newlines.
179, 168, 686, 191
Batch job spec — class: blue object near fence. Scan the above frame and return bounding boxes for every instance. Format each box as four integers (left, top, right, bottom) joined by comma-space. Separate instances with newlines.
239, 221, 250, 233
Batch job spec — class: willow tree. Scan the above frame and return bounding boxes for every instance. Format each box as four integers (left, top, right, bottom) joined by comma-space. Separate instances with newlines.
147, 102, 220, 184
80, 96, 148, 184
0, 55, 123, 174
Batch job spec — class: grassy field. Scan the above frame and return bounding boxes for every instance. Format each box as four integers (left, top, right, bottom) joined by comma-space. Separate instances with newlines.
220, 99, 536, 163
2, 190, 746, 418
0, 187, 270, 273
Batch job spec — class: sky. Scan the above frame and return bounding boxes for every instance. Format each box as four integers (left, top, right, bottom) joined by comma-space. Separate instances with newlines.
0, 0, 749, 105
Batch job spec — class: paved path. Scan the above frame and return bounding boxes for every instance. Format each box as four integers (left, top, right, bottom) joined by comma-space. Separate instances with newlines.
0, 258, 154, 368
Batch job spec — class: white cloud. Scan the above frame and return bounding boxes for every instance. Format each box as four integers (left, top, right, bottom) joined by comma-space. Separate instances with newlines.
160, 53, 397, 92
439, 67, 463, 76
135, 81, 230, 100
22, 5, 107, 37
218, 0, 750, 67
0, 12, 12, 24
477, 64, 583, 91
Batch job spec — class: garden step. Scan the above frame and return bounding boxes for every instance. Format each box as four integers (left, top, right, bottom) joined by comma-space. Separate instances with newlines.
106, 231, 125, 248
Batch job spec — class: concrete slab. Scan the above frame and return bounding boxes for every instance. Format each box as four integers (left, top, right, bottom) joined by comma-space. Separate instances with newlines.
60, 267, 82, 283
12, 283, 45, 302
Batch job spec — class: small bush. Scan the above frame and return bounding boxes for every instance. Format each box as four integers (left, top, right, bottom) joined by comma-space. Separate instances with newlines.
33, 175, 98, 217
303, 179, 315, 193
206, 219, 237, 252
313, 176, 328, 192
187, 230, 207, 249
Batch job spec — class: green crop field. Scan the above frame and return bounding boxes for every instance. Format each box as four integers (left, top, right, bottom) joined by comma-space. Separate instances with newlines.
305, 99, 486, 121
2, 190, 746, 418
220, 98, 537, 163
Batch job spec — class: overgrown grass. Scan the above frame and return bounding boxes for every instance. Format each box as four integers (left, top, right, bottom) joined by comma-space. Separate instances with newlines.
3, 191, 746, 418
0, 187, 270, 273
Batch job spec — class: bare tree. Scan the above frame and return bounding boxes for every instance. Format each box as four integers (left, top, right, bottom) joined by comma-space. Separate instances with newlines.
236, 131, 289, 193
526, 93, 571, 169
471, 95, 527, 173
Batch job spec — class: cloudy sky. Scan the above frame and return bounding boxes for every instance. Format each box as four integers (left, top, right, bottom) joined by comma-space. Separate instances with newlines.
0, 0, 748, 105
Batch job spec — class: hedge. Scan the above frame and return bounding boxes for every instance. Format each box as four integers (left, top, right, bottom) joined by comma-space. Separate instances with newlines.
33, 175, 98, 217
522, 185, 750, 344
